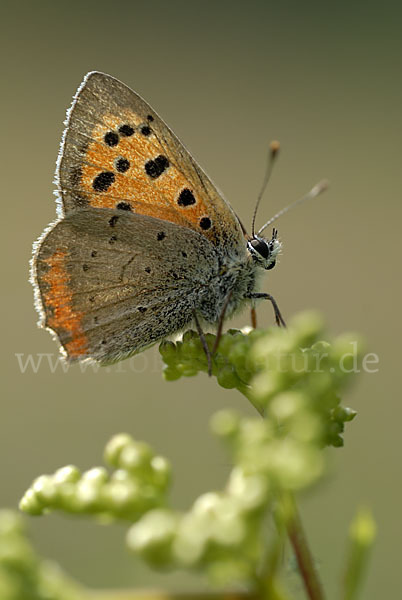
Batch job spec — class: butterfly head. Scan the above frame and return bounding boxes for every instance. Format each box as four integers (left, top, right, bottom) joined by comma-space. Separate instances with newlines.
247, 227, 281, 271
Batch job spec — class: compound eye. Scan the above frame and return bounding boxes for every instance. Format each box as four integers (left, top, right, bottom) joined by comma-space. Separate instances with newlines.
250, 238, 269, 259
266, 259, 276, 271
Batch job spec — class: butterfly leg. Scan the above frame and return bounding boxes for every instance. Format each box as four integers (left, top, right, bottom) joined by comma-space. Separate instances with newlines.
212, 290, 233, 355
250, 304, 258, 329
193, 311, 213, 376
247, 293, 286, 327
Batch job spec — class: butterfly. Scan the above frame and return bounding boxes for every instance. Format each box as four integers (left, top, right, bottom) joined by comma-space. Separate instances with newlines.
31, 71, 301, 373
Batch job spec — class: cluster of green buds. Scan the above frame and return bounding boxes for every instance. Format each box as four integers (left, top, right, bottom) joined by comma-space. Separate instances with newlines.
125, 375, 353, 585
0, 509, 80, 600
18, 312, 362, 590
160, 311, 358, 447
20, 434, 171, 521
126, 413, 280, 582
19, 431, 271, 584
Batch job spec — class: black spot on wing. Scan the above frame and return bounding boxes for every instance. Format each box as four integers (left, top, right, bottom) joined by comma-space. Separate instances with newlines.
140, 125, 151, 136
108, 215, 119, 227
93, 171, 115, 192
199, 217, 212, 230
116, 202, 132, 211
177, 188, 196, 207
119, 124, 134, 136
115, 157, 130, 173
104, 131, 119, 146
145, 155, 169, 179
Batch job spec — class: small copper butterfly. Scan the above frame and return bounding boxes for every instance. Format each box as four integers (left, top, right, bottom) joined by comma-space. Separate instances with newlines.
31, 72, 325, 371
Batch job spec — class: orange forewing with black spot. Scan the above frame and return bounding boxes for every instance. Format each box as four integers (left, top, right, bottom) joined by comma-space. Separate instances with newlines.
58, 72, 244, 249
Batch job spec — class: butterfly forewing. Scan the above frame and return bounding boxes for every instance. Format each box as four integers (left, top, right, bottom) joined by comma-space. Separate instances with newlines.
58, 72, 244, 251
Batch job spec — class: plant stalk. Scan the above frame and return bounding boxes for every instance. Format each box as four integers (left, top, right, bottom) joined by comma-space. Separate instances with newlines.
285, 497, 325, 600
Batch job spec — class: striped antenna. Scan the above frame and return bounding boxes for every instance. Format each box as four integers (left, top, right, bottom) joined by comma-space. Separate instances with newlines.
251, 140, 280, 237
257, 179, 329, 237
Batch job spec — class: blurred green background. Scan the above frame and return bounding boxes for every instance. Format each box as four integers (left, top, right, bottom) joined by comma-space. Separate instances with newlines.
1, 0, 401, 597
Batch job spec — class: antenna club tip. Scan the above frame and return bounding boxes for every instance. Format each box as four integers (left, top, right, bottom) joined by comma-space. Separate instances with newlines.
312, 179, 329, 196
270, 140, 280, 156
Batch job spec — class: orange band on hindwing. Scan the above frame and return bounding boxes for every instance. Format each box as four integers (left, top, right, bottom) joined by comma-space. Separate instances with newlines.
41, 250, 88, 358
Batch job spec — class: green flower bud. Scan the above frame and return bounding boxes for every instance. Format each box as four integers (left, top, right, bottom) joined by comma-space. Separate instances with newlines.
104, 433, 134, 467
289, 311, 324, 346
331, 435, 344, 448
75, 479, 104, 512
252, 371, 285, 403
81, 467, 109, 485
103, 479, 144, 516
173, 512, 208, 566
158, 340, 177, 364
265, 439, 324, 490
227, 467, 269, 511
58, 483, 80, 512
119, 442, 153, 473
150, 456, 171, 490
210, 410, 240, 439
182, 330, 199, 344
268, 391, 308, 422
344, 507, 376, 600
53, 465, 81, 484
0, 510, 25, 536
32, 475, 58, 504
127, 509, 179, 565
217, 365, 240, 389
163, 365, 182, 381
333, 406, 357, 423
180, 366, 200, 378
18, 489, 44, 516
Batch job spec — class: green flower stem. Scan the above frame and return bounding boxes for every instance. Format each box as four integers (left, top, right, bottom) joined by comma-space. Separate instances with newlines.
247, 393, 325, 600
284, 495, 325, 600
242, 389, 265, 416
342, 508, 376, 600
253, 420, 325, 600
257, 525, 289, 600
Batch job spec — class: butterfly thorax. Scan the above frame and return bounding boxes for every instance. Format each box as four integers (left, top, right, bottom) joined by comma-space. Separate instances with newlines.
196, 234, 281, 324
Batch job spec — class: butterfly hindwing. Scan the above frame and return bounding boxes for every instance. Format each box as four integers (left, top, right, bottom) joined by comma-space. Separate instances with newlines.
58, 71, 244, 251
33, 208, 220, 363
